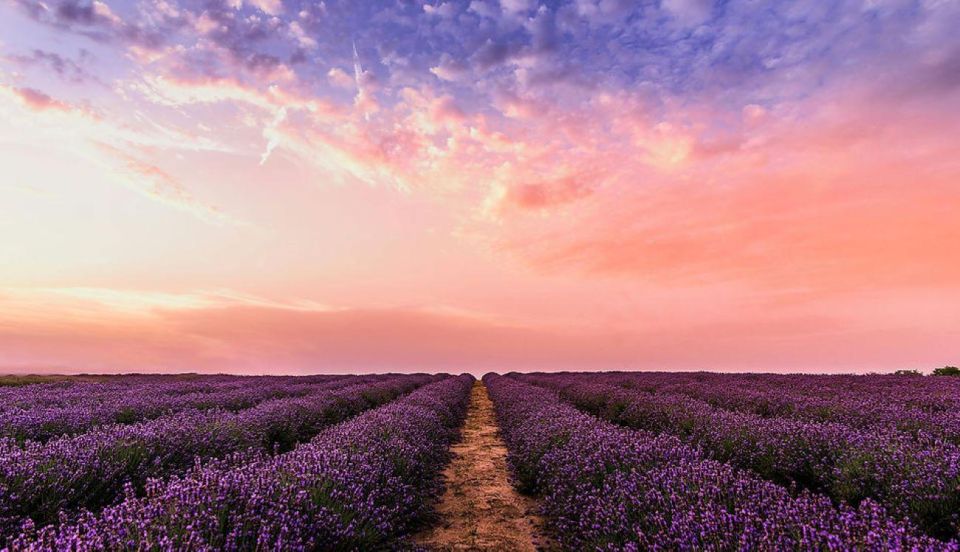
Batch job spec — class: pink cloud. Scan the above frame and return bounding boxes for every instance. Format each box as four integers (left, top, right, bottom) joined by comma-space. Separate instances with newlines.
247, 0, 282, 15
1, 297, 956, 375
501, 174, 593, 210
5, 86, 79, 113
327, 67, 355, 89
482, 76, 960, 300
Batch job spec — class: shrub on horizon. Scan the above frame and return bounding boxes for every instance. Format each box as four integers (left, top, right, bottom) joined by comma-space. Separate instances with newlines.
933, 366, 960, 377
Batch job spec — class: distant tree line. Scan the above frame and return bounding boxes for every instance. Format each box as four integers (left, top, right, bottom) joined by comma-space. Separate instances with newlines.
893, 366, 960, 376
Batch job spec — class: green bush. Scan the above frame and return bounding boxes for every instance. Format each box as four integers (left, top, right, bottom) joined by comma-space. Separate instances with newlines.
893, 369, 921, 376
932, 366, 960, 377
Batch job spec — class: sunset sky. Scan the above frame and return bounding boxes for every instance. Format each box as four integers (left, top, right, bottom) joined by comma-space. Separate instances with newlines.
1, 0, 958, 374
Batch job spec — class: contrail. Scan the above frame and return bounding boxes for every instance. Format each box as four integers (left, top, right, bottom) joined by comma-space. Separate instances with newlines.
352, 39, 372, 121
352, 40, 363, 89
259, 107, 287, 166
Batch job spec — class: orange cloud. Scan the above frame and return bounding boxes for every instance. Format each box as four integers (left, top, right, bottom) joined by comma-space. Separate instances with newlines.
485, 76, 960, 300
1, 290, 956, 375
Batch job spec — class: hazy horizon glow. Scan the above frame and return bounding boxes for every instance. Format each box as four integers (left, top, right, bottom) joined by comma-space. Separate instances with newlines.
1, 0, 958, 374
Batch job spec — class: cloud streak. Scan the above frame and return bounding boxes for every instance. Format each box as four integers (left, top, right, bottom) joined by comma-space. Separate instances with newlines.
1, 286, 957, 374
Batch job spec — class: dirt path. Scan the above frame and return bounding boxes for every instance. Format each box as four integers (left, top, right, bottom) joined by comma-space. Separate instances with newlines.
414, 381, 546, 551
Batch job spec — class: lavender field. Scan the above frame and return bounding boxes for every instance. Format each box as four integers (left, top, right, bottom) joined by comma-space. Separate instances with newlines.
2, 372, 959, 550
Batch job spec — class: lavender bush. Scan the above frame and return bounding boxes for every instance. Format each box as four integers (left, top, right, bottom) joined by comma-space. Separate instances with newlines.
0, 376, 348, 443
572, 371, 960, 443
516, 373, 960, 540
9, 375, 473, 551
486, 374, 958, 551
0, 374, 437, 543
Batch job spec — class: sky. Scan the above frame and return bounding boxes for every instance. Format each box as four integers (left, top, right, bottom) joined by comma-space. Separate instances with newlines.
0, 0, 958, 375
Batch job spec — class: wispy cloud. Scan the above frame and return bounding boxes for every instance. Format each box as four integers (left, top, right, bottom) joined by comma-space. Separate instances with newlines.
1, 84, 96, 115
3, 48, 103, 85
96, 144, 237, 225
0, 82, 239, 224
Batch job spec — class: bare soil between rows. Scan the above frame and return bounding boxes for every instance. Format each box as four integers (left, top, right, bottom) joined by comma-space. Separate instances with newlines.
413, 381, 548, 551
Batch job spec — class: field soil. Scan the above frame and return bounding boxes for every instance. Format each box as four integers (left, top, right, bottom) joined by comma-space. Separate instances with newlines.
414, 381, 547, 551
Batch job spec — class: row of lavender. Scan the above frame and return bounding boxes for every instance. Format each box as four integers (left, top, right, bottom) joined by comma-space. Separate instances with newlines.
616, 371, 960, 409
9, 375, 474, 550
589, 371, 960, 443
486, 374, 958, 550
0, 374, 441, 545
0, 375, 241, 410
0, 376, 287, 415
514, 372, 960, 541
0, 375, 348, 443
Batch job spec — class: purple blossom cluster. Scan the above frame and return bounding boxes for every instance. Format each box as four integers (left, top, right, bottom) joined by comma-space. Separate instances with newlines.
9, 374, 473, 551
0, 374, 438, 543
515, 372, 960, 540
485, 374, 958, 551
0, 376, 347, 443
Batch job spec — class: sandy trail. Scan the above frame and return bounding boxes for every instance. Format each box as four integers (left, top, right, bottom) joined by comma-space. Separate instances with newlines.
414, 381, 546, 551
